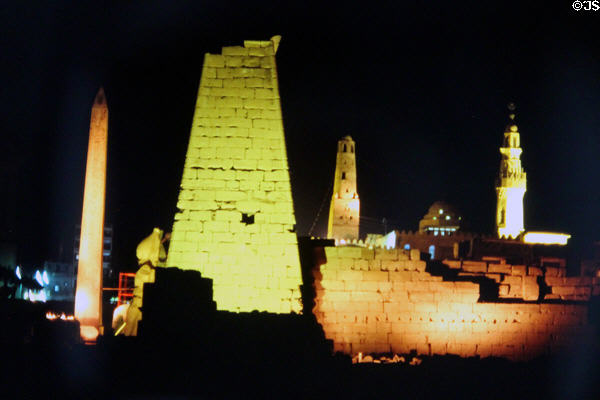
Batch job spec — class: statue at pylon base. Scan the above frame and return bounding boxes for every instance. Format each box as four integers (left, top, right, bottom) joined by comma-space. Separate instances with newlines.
120, 227, 169, 336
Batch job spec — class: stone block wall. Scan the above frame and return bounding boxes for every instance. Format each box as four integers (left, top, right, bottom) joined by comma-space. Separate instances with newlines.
166, 36, 303, 313
313, 247, 597, 360
446, 257, 600, 302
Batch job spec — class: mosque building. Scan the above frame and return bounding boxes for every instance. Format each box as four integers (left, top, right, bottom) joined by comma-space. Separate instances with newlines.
330, 104, 570, 259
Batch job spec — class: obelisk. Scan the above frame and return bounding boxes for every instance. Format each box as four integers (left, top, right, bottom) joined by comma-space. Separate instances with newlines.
74, 88, 108, 343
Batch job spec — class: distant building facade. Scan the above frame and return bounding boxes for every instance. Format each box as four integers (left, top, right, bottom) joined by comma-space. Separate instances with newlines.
73, 224, 114, 281
42, 261, 75, 301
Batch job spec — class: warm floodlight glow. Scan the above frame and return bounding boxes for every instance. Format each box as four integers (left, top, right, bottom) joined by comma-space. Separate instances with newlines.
46, 312, 74, 321
74, 88, 108, 343
523, 232, 571, 245
80, 325, 99, 342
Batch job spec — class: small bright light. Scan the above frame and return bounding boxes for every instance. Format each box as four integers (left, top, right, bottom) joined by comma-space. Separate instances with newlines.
433, 216, 437, 220
15, 266, 21, 280
35, 270, 44, 287
439, 209, 444, 214
384, 231, 396, 249
429, 245, 435, 259
42, 270, 49, 285
523, 232, 571, 245
445, 215, 450, 220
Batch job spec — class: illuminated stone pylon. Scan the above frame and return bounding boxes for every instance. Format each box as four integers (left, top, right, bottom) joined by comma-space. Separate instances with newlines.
496, 103, 527, 239
167, 36, 302, 313
74, 88, 107, 342
327, 136, 359, 242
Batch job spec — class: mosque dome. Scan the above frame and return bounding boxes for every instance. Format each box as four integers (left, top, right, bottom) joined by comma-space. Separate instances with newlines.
418, 201, 462, 235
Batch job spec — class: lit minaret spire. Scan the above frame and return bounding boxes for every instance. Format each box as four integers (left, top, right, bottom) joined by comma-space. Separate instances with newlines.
496, 103, 527, 239
74, 88, 108, 343
327, 136, 360, 242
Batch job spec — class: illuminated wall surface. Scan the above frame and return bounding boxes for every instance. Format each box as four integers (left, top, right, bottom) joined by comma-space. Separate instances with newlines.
496, 114, 526, 239
327, 136, 359, 241
313, 247, 600, 360
74, 88, 107, 342
167, 36, 302, 313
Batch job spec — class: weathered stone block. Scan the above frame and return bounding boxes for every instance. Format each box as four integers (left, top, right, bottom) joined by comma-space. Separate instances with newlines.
488, 264, 512, 274
443, 260, 461, 269
511, 265, 527, 276
222, 46, 249, 56
204, 54, 225, 67
522, 276, 539, 301
363, 271, 389, 282
408, 291, 435, 303
545, 276, 565, 286
409, 249, 421, 261
527, 266, 543, 276
462, 261, 487, 273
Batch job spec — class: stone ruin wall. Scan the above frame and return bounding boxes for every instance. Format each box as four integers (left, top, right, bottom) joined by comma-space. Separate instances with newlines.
163, 36, 600, 359
313, 247, 600, 360
167, 37, 303, 313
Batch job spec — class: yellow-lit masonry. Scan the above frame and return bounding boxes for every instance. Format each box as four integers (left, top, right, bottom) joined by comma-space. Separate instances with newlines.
166, 36, 303, 313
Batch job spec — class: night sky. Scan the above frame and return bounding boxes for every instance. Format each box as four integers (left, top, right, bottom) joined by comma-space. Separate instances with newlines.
2, 1, 599, 270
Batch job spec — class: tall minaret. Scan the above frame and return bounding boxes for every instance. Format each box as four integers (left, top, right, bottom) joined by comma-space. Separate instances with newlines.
327, 136, 359, 242
496, 103, 527, 239
74, 88, 108, 343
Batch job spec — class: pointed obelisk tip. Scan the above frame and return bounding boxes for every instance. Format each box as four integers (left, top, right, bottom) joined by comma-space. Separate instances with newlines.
94, 87, 106, 106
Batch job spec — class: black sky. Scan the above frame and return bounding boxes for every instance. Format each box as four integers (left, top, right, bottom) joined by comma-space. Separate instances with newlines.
2, 1, 599, 269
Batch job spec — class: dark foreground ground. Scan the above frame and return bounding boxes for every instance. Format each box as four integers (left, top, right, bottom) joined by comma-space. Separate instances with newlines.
4, 262, 600, 400
2, 336, 600, 400
2, 301, 600, 400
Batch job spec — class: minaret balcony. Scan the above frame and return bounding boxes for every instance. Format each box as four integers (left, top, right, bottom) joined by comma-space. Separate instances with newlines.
498, 176, 526, 188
